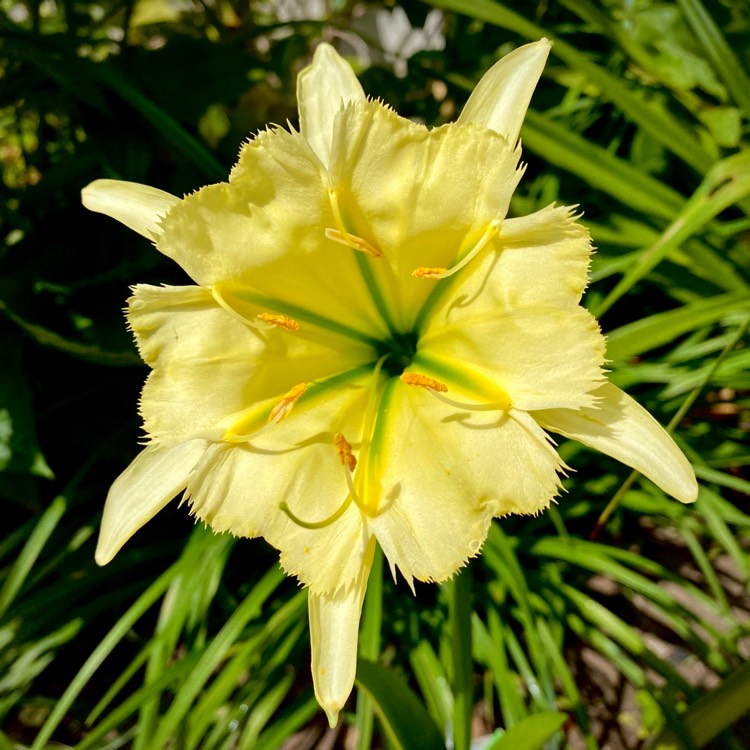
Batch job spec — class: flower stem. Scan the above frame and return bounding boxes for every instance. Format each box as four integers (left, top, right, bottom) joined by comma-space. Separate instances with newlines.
355, 544, 383, 750
450, 568, 473, 750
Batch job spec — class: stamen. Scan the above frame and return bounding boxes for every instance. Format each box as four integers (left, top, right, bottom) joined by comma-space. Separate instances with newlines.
325, 228, 382, 258
400, 372, 448, 392
257, 312, 300, 330
280, 494, 354, 530
413, 222, 500, 280
213, 286, 298, 333
413, 267, 449, 279
401, 372, 508, 411
278, 433, 365, 530
428, 390, 509, 412
267, 383, 307, 424
335, 433, 357, 471
224, 383, 307, 443
326, 190, 382, 258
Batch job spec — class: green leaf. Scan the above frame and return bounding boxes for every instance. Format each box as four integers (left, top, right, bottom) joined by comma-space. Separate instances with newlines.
410, 641, 453, 733
0, 301, 141, 368
675, 0, 750, 120
355, 660, 446, 750
0, 334, 54, 479
147, 565, 286, 749
356, 546, 384, 750
425, 0, 711, 173
0, 496, 65, 618
472, 615, 527, 727
595, 151, 750, 317
522, 111, 684, 222
486, 712, 567, 750
448, 570, 473, 750
605, 292, 750, 361
650, 661, 750, 749
253, 695, 320, 750
29, 563, 182, 750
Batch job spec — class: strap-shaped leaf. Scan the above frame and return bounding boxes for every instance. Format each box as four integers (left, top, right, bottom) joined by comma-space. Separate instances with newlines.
356, 659, 446, 750
486, 712, 567, 750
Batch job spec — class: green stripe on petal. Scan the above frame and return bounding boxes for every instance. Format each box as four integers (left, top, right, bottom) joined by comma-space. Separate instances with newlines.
183, 372, 376, 595
533, 382, 698, 504
129, 285, 374, 443
419, 305, 606, 411
81, 179, 179, 241
368, 379, 563, 586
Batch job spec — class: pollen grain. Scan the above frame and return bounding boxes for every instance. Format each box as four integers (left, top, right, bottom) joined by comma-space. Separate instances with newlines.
400, 372, 449, 392
335, 433, 357, 471
257, 312, 300, 330
412, 266, 448, 279
268, 383, 307, 424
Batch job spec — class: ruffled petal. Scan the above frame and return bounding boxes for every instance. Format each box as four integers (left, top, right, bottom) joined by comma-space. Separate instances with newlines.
533, 382, 698, 503
419, 304, 606, 411
95, 439, 207, 565
129, 285, 372, 441
183, 370, 379, 594
327, 100, 523, 329
82, 179, 179, 241
367, 379, 564, 586
457, 39, 551, 145
309, 539, 375, 727
155, 128, 388, 338
493, 204, 592, 307
297, 43, 365, 169
415, 204, 593, 335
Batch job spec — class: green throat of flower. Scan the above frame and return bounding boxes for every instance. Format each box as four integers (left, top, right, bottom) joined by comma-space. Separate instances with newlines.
210, 194, 514, 533
375, 330, 419, 377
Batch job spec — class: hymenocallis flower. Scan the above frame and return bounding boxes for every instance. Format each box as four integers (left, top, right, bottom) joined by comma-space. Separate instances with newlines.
82, 40, 698, 726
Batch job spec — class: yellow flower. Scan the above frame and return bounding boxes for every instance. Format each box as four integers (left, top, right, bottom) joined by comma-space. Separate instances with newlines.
82, 41, 697, 725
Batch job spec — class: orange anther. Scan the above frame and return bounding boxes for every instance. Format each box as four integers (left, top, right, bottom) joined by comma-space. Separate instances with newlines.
335, 433, 357, 471
257, 313, 300, 330
267, 383, 306, 424
400, 372, 448, 392
412, 266, 448, 279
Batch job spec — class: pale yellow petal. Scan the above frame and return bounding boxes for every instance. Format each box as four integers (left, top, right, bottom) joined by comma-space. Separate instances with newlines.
183, 371, 378, 594
419, 305, 606, 411
533, 382, 698, 503
309, 540, 375, 727
297, 43, 365, 169
495, 204, 592, 307
156, 128, 388, 337
327, 100, 523, 329
367, 379, 564, 586
458, 39, 551, 144
81, 179, 179, 241
129, 284, 373, 442
415, 204, 592, 337
95, 439, 207, 565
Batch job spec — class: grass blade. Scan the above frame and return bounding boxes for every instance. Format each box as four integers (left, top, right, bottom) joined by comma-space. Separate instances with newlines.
449, 570, 473, 750
676, 0, 750, 119
29, 563, 182, 750
356, 659, 446, 750
487, 712, 567, 750
650, 661, 750, 749
0, 496, 65, 618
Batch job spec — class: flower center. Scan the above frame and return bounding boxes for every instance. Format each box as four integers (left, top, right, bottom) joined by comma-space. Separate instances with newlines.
375, 330, 419, 377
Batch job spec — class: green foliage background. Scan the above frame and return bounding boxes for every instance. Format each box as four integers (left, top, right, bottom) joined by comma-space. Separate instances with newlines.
1, 0, 749, 748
